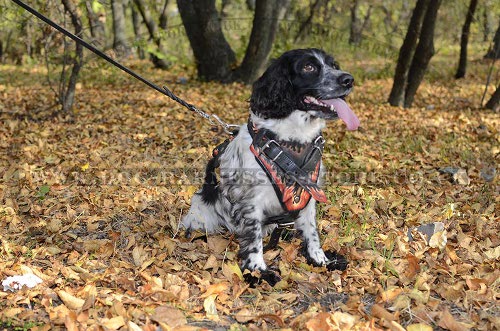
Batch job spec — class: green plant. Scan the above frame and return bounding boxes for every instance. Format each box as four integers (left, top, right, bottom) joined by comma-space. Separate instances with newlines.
36, 185, 50, 200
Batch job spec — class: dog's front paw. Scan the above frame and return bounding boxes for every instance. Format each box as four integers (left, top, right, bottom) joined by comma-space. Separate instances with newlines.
244, 269, 281, 287
325, 250, 348, 271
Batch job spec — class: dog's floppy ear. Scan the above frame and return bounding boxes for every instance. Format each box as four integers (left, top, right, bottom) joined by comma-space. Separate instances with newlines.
250, 57, 295, 119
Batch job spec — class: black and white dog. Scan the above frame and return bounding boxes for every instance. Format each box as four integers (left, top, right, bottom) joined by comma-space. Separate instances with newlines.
182, 48, 359, 285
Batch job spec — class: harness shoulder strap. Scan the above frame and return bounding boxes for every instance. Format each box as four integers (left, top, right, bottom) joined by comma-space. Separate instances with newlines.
247, 120, 327, 212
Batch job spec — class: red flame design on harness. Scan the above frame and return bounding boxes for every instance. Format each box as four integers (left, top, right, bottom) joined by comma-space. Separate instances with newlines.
249, 123, 327, 212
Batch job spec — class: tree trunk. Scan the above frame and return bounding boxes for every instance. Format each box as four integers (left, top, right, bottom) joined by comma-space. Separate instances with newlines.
455, 0, 478, 79
159, 0, 170, 30
482, 1, 491, 42
349, 0, 360, 44
111, 0, 131, 56
404, 0, 442, 108
61, 0, 84, 113
349, 0, 371, 45
246, 0, 256, 11
133, 0, 170, 69
85, 0, 106, 44
131, 4, 145, 59
388, 0, 430, 107
485, 85, 500, 111
234, 0, 290, 83
294, 0, 322, 43
176, 0, 289, 83
484, 22, 500, 59
177, 0, 236, 81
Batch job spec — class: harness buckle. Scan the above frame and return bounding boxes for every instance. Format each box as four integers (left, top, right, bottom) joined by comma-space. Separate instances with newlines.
277, 221, 296, 229
260, 139, 281, 157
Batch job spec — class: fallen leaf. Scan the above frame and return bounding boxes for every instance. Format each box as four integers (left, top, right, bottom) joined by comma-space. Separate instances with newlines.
203, 254, 219, 270
438, 308, 473, 331
200, 282, 229, 297
331, 311, 357, 329
379, 286, 403, 302
57, 290, 85, 310
64, 311, 79, 331
100, 316, 125, 330
203, 294, 219, 321
453, 168, 470, 185
407, 323, 434, 331
151, 305, 187, 327
222, 262, 243, 281
371, 303, 396, 322
127, 321, 143, 331
235, 308, 255, 323
305, 312, 332, 331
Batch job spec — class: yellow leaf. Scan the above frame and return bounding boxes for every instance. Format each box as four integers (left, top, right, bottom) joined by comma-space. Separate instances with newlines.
407, 323, 434, 331
443, 203, 455, 219
484, 246, 500, 260
222, 262, 243, 281
337, 234, 356, 244
57, 290, 85, 310
203, 294, 219, 321
186, 185, 197, 197
80, 163, 89, 172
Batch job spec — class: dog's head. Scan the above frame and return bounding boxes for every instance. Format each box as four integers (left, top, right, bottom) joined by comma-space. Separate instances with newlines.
250, 48, 359, 130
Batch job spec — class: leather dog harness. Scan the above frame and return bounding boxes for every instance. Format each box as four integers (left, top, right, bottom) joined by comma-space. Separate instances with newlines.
247, 119, 327, 212
210, 119, 328, 250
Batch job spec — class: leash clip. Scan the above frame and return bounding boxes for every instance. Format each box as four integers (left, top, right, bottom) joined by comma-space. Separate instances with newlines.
314, 136, 325, 145
313, 136, 325, 155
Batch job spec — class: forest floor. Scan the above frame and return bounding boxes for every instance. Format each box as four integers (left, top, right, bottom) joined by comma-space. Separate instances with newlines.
0, 57, 498, 331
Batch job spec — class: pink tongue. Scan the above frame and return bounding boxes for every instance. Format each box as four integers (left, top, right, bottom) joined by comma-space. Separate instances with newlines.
323, 98, 360, 130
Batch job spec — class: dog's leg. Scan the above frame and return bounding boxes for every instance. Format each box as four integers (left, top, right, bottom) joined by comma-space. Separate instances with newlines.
234, 207, 280, 286
296, 200, 348, 271
296, 200, 329, 264
182, 192, 222, 234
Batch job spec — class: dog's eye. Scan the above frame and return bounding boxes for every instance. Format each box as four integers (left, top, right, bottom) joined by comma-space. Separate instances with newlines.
303, 64, 316, 73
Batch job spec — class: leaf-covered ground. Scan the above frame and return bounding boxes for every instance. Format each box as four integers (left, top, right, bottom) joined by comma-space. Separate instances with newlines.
0, 59, 498, 331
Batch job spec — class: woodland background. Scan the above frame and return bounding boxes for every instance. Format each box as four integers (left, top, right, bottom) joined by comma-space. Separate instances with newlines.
0, 0, 499, 330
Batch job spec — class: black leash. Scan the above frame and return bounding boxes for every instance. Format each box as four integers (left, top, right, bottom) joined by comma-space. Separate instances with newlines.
12, 0, 238, 134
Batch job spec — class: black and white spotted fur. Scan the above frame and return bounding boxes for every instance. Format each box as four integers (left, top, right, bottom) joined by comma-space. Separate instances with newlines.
182, 48, 354, 284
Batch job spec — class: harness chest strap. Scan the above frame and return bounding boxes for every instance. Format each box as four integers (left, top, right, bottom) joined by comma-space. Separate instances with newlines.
247, 120, 328, 212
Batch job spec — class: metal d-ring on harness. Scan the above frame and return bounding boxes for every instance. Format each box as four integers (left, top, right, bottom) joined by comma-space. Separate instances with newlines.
11, 0, 238, 135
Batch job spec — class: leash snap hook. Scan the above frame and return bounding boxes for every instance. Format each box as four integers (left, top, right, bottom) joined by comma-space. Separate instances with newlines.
314, 136, 325, 145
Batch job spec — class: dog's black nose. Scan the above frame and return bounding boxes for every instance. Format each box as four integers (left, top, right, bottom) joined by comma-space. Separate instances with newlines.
338, 73, 354, 88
